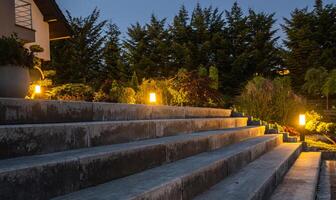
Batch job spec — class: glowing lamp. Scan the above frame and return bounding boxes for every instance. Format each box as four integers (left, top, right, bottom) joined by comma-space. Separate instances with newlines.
34, 85, 41, 94
299, 114, 306, 126
149, 92, 156, 103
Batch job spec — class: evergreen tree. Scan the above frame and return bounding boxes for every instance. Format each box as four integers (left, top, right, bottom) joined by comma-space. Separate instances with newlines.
103, 22, 127, 82
124, 22, 149, 79
130, 71, 139, 90
170, 5, 193, 70
209, 66, 219, 90
283, 0, 336, 91
51, 8, 106, 86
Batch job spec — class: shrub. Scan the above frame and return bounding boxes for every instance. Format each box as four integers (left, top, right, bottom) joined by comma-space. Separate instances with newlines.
119, 87, 136, 104
50, 83, 94, 101
169, 70, 224, 107
237, 76, 304, 125
0, 35, 34, 68
93, 90, 110, 102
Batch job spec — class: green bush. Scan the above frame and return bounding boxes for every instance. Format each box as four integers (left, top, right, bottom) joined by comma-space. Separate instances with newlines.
0, 35, 34, 68
237, 76, 304, 125
50, 83, 94, 101
119, 87, 136, 104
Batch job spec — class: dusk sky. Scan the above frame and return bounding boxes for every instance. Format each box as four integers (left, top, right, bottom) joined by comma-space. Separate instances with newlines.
56, 0, 336, 43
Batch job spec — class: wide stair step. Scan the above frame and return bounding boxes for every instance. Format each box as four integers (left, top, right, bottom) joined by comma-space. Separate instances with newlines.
270, 152, 321, 200
0, 126, 266, 200
0, 98, 231, 125
194, 143, 302, 200
0, 117, 247, 159
52, 134, 282, 200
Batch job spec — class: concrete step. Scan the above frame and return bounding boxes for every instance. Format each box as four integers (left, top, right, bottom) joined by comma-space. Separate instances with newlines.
0, 117, 247, 159
0, 98, 231, 125
317, 160, 335, 200
194, 143, 302, 200
271, 152, 321, 200
0, 126, 266, 200
51, 134, 282, 200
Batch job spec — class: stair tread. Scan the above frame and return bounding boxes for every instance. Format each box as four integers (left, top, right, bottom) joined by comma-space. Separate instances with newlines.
52, 134, 279, 200
270, 152, 321, 200
195, 143, 302, 200
0, 126, 260, 172
0, 117, 243, 128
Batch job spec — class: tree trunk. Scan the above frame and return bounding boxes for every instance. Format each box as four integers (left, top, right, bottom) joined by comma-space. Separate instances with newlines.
326, 94, 329, 110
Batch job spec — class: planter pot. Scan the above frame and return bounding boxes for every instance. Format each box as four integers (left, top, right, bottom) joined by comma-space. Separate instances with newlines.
0, 65, 30, 98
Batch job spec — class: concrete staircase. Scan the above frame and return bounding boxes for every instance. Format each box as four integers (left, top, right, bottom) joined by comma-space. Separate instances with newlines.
0, 98, 323, 200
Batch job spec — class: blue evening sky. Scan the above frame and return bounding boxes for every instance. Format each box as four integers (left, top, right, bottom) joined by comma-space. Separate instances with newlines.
56, 0, 336, 44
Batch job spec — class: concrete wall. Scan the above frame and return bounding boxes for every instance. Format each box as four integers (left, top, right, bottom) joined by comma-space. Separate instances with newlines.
25, 0, 50, 60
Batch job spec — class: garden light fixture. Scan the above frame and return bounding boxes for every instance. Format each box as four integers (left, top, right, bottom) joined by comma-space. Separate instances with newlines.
34, 85, 41, 94
149, 92, 156, 103
299, 114, 306, 142
299, 114, 306, 126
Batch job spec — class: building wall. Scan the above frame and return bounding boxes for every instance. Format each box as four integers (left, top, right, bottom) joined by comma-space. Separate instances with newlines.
0, 0, 50, 61
0, 0, 35, 42
0, 0, 16, 36
25, 0, 50, 60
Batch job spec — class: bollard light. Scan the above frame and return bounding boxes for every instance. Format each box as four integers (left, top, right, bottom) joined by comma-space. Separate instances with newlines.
299, 114, 306, 126
34, 85, 41, 94
149, 92, 156, 103
299, 114, 306, 142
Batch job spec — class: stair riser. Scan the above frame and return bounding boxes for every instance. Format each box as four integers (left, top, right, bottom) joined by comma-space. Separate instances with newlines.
252, 145, 302, 200
0, 127, 264, 200
0, 118, 247, 159
0, 98, 231, 125
135, 135, 283, 200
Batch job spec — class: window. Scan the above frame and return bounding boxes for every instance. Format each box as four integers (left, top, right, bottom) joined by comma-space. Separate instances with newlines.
15, 0, 32, 29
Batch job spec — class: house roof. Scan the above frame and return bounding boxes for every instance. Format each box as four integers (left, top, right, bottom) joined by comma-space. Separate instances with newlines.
33, 0, 71, 40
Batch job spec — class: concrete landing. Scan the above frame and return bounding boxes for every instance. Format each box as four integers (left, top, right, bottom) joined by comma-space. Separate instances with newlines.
195, 143, 302, 200
52, 135, 281, 200
270, 152, 321, 200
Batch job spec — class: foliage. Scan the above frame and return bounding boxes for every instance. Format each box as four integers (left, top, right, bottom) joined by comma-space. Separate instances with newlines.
169, 70, 224, 107
122, 2, 280, 96
209, 66, 219, 90
304, 110, 336, 136
119, 87, 136, 104
305, 110, 323, 132
50, 83, 94, 101
237, 76, 304, 125
283, 1, 336, 90
303, 67, 328, 96
103, 22, 128, 82
0, 35, 34, 68
322, 69, 336, 97
51, 9, 107, 85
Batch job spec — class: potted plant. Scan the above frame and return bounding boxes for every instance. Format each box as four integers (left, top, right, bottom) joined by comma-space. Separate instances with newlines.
0, 35, 34, 98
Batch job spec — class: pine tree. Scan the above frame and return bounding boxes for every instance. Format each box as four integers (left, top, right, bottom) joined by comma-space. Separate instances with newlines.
209, 66, 219, 90
51, 8, 107, 85
103, 22, 127, 82
283, 0, 336, 91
